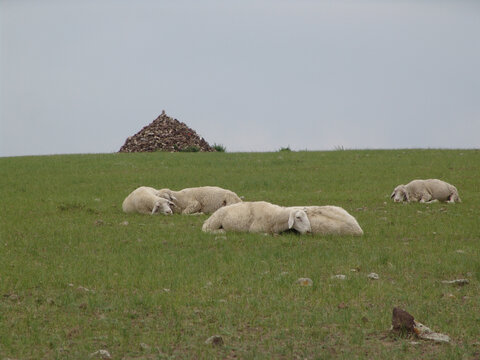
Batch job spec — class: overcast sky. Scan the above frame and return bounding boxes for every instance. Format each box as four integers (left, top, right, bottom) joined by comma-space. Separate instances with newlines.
1, 0, 479, 157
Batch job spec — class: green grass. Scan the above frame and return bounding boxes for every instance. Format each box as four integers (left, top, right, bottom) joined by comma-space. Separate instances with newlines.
0, 149, 479, 359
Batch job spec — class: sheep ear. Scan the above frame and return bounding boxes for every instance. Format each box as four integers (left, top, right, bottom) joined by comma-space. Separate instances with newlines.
390, 191, 395, 199
404, 190, 410, 202
288, 211, 295, 229
151, 204, 159, 214
168, 200, 176, 207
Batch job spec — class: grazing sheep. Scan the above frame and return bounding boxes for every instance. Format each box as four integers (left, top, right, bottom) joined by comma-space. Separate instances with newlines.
391, 179, 461, 203
122, 186, 174, 215
156, 186, 242, 214
289, 205, 363, 235
202, 201, 311, 234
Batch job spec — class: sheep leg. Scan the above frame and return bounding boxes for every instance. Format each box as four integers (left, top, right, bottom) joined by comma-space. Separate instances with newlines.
182, 201, 202, 214
420, 194, 433, 203
202, 215, 225, 233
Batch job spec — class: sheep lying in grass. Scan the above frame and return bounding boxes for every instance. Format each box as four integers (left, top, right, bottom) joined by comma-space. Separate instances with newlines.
289, 205, 363, 235
202, 201, 311, 234
122, 186, 174, 215
156, 186, 242, 214
391, 179, 461, 203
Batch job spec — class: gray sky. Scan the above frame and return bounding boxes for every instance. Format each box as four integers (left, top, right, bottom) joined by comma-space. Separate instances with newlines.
1, 0, 479, 157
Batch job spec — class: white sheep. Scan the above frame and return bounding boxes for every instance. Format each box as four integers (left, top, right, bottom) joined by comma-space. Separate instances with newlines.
122, 186, 175, 215
390, 179, 461, 203
289, 206, 363, 235
202, 201, 311, 234
156, 186, 242, 214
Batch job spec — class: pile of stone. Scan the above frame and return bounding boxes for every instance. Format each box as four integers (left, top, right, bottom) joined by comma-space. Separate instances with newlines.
119, 111, 215, 153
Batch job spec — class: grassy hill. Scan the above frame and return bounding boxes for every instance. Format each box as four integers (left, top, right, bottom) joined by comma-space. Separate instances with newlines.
1, 149, 479, 359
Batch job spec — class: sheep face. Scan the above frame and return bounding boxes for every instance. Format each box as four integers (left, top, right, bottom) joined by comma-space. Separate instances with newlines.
391, 186, 408, 202
152, 199, 174, 215
288, 209, 311, 234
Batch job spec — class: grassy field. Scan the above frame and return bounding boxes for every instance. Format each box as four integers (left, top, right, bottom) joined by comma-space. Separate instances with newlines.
1, 149, 479, 359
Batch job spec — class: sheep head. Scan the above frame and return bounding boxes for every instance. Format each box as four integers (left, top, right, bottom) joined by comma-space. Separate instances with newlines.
288, 209, 311, 234
152, 198, 174, 215
391, 185, 409, 202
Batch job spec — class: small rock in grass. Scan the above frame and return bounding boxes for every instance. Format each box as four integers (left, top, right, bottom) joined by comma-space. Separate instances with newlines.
139, 343, 150, 351
332, 274, 346, 280
296, 278, 313, 286
414, 321, 450, 343
119, 221, 129, 226
367, 273, 379, 280
4, 293, 19, 301
441, 279, 469, 286
205, 335, 224, 346
337, 302, 348, 309
90, 349, 112, 359
76, 286, 93, 293
455, 249, 465, 254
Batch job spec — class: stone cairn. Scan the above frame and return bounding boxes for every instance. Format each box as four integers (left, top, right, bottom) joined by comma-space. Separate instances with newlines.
119, 111, 215, 153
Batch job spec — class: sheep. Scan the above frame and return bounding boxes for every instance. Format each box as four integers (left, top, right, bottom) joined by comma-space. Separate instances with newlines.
289, 206, 363, 235
156, 186, 242, 214
202, 201, 311, 234
122, 186, 175, 215
390, 179, 461, 203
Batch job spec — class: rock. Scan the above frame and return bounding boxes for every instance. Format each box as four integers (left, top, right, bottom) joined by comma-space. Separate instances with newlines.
441, 279, 469, 286
89, 349, 112, 359
367, 272, 379, 280
296, 278, 313, 286
332, 274, 346, 280
76, 286, 92, 293
119, 111, 215, 153
139, 343, 150, 351
76, 286, 87, 292
205, 335, 224, 346
413, 321, 451, 343
5, 293, 19, 301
